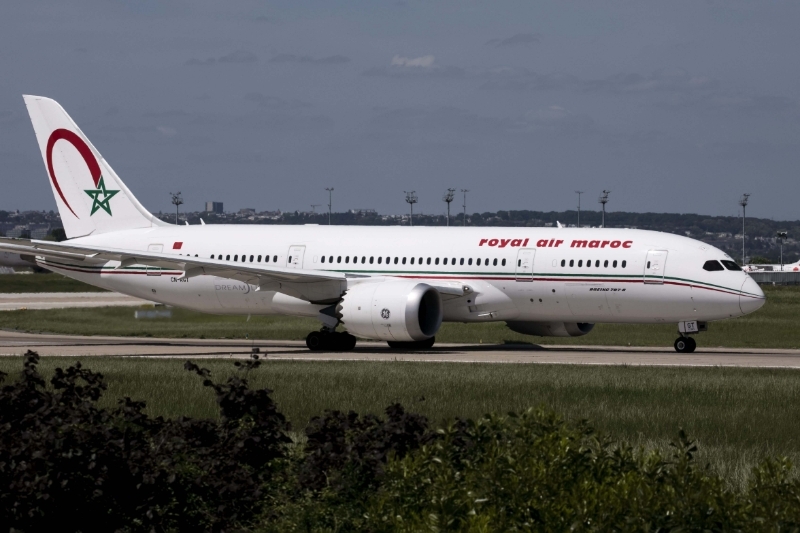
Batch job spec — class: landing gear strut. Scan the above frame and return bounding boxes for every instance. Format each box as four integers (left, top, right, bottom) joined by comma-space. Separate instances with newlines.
306, 330, 357, 352
673, 336, 696, 353
387, 337, 436, 350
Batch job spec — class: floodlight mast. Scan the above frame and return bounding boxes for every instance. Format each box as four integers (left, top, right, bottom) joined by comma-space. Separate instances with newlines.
598, 190, 610, 228
325, 188, 334, 225
777, 231, 788, 270
575, 190, 584, 228
461, 189, 469, 227
443, 188, 455, 226
170, 191, 183, 225
404, 191, 418, 227
739, 193, 750, 265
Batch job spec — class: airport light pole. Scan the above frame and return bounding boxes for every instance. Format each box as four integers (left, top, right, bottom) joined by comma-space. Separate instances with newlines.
598, 190, 610, 228
405, 190, 418, 227
461, 189, 469, 226
739, 193, 750, 265
777, 230, 787, 271
575, 190, 584, 228
325, 188, 334, 225
170, 191, 183, 225
443, 188, 455, 226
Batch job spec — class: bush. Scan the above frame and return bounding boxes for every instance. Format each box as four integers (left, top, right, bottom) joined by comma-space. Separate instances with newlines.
0, 351, 289, 532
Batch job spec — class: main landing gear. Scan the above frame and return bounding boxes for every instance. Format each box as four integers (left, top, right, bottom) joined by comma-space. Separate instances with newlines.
306, 330, 357, 352
387, 337, 436, 350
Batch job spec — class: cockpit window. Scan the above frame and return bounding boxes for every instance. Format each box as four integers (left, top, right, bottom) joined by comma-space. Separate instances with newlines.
703, 260, 725, 272
720, 260, 741, 271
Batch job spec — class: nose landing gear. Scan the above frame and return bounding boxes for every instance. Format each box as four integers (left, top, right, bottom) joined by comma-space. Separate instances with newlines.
674, 336, 696, 353
306, 330, 357, 351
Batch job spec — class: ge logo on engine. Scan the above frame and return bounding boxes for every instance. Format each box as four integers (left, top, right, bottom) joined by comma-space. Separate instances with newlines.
380, 308, 391, 320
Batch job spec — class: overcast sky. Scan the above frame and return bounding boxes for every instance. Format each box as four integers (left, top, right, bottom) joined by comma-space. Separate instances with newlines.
1, 1, 798, 219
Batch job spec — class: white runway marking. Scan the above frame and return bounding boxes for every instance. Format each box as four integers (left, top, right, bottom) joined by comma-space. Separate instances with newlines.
0, 292, 155, 311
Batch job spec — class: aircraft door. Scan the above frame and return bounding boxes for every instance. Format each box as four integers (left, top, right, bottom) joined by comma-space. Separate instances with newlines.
286, 245, 306, 269
515, 248, 536, 281
644, 250, 668, 284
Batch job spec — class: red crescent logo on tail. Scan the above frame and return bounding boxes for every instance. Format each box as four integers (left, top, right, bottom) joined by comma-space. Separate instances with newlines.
46, 129, 102, 219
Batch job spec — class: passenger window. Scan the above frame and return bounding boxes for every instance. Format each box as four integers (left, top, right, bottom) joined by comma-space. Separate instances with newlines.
493, 258, 497, 266
410, 257, 415, 265
502, 259, 506, 266
250, 255, 254, 262
265, 255, 269, 263
604, 260, 608, 267
258, 255, 262, 262
595, 260, 599, 267
613, 260, 617, 268
470, 258, 474, 266
587, 259, 591, 267
569, 260, 574, 267
703, 260, 725, 272
578, 260, 583, 267
721, 260, 741, 271
370, 257, 374, 264
321, 256, 326, 263
211, 254, 215, 259
443, 258, 448, 265
435, 258, 439, 265
386, 257, 390, 264
622, 260, 627, 268
485, 258, 489, 266
477, 258, 481, 266
394, 257, 399, 264
345, 256, 350, 264
337, 256, 342, 263
452, 257, 456, 265
647, 261, 651, 269
226, 255, 231, 261
402, 257, 407, 264
378, 257, 382, 264
460, 258, 465, 266
243, 255, 247, 263
427, 258, 431, 265
560, 259, 565, 267
233, 255, 238, 261
328, 256, 333, 263
288, 256, 292, 263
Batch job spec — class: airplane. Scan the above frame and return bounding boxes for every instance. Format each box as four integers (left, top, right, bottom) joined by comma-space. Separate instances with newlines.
744, 260, 800, 273
0, 96, 766, 354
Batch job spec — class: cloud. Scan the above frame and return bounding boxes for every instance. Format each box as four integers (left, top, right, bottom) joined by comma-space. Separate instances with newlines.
156, 126, 177, 137
269, 53, 350, 65
363, 55, 466, 79
185, 50, 258, 66
218, 50, 258, 64
485, 33, 541, 47
390, 54, 436, 68
244, 93, 313, 110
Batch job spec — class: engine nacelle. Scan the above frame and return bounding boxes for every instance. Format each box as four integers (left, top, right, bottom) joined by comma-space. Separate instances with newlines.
506, 321, 595, 337
339, 281, 443, 341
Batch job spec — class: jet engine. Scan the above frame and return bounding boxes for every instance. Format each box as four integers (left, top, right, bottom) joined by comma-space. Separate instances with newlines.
506, 321, 595, 337
339, 281, 442, 341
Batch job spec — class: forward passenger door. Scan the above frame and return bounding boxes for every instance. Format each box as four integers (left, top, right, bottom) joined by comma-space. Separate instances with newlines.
286, 245, 306, 269
515, 248, 536, 281
644, 250, 668, 284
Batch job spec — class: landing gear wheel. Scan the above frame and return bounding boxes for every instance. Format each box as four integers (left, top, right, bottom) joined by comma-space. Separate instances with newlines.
674, 337, 696, 353
306, 331, 325, 351
336, 332, 357, 351
387, 336, 436, 351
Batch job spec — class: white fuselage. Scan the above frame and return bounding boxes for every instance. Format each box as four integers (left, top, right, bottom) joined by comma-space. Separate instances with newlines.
37, 225, 765, 326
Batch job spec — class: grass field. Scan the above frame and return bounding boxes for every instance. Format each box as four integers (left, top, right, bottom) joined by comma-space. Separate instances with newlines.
0, 273, 106, 293
0, 356, 797, 489
0, 285, 797, 348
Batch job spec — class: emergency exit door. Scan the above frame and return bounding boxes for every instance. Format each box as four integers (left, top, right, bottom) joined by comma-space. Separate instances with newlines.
644, 250, 668, 284
515, 248, 536, 281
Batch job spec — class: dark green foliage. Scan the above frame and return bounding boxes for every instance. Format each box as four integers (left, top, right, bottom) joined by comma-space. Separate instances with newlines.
0, 351, 289, 532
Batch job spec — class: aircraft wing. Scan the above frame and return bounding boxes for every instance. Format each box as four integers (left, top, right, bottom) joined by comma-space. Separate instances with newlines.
0, 237, 348, 302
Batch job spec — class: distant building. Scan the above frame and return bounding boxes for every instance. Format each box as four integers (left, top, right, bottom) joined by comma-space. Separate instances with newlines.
205, 202, 223, 214
238, 208, 256, 216
349, 209, 377, 215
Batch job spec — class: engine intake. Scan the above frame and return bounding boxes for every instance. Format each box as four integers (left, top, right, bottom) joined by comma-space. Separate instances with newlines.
506, 321, 595, 337
339, 281, 443, 341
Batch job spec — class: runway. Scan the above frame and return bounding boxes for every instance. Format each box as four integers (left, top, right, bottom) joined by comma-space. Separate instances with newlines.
1, 330, 800, 368
0, 292, 155, 311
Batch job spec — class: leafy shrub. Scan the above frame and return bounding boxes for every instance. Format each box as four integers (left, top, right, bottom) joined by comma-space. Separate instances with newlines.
0, 351, 289, 532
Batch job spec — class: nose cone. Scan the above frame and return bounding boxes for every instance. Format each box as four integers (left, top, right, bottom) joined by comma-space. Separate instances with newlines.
739, 276, 765, 315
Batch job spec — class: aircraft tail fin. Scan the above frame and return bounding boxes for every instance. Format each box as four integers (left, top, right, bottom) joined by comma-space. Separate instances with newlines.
23, 95, 168, 239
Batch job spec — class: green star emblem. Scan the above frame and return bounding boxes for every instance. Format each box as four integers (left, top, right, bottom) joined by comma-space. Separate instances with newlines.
84, 176, 119, 216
